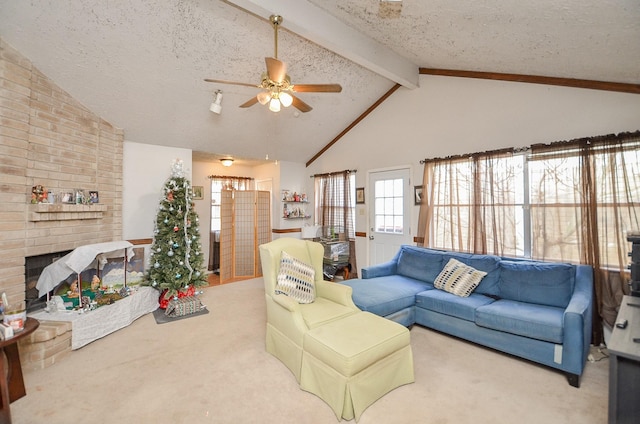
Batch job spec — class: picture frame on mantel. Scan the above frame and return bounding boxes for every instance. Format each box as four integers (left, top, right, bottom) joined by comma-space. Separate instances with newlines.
61, 191, 75, 204
89, 191, 99, 203
356, 187, 365, 204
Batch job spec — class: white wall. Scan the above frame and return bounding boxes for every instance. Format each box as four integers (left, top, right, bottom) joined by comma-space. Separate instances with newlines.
307, 74, 640, 273
122, 141, 193, 240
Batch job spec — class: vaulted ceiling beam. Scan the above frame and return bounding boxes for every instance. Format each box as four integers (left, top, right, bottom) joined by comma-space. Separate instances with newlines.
225, 0, 420, 89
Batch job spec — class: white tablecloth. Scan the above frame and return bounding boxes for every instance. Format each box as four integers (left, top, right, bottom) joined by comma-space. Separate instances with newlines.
36, 241, 134, 297
30, 286, 159, 349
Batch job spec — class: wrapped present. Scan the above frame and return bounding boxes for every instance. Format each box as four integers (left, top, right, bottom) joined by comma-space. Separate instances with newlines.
164, 295, 204, 318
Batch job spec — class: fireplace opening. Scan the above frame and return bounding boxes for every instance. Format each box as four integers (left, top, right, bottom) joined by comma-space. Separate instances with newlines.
25, 250, 72, 313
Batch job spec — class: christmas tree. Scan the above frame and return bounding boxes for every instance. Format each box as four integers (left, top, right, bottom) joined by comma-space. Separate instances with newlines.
146, 159, 208, 307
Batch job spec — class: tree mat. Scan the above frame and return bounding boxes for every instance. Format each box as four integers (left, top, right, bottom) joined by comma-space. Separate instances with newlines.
152, 307, 209, 324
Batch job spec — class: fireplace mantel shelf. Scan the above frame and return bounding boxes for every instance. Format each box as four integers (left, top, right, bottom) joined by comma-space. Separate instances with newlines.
29, 203, 107, 221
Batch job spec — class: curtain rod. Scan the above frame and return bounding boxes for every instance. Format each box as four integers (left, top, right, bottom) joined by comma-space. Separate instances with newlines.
419, 146, 529, 164
419, 130, 640, 164
310, 169, 357, 178
206, 175, 254, 180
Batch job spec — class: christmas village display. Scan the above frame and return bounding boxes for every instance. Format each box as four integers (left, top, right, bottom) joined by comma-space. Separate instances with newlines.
36, 240, 145, 314
145, 159, 208, 316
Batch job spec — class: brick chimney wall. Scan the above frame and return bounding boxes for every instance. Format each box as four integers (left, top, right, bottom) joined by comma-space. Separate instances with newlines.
0, 39, 124, 308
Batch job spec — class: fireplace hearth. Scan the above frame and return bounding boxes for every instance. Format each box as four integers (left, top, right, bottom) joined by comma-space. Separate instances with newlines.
25, 250, 72, 313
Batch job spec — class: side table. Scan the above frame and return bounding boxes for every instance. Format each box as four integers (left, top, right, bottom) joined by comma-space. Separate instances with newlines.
0, 317, 40, 424
608, 296, 640, 424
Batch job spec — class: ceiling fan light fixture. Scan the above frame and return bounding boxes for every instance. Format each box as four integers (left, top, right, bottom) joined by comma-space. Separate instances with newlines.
269, 97, 281, 112
220, 158, 234, 167
209, 90, 223, 114
279, 91, 293, 107
257, 91, 271, 105
204, 14, 341, 114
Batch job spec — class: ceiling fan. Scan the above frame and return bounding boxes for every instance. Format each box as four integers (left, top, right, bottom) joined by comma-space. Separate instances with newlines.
204, 14, 342, 113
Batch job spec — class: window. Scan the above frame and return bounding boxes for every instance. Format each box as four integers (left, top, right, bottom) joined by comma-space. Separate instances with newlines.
374, 178, 404, 234
424, 151, 524, 257
209, 177, 253, 232
314, 172, 356, 239
528, 141, 640, 267
421, 133, 640, 268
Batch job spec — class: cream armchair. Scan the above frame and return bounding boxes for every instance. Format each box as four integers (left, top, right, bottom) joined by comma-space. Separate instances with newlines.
259, 237, 359, 382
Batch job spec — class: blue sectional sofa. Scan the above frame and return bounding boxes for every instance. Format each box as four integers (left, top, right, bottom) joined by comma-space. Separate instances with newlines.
340, 245, 593, 387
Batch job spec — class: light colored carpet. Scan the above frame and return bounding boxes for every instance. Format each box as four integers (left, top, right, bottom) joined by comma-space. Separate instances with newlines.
13, 278, 608, 423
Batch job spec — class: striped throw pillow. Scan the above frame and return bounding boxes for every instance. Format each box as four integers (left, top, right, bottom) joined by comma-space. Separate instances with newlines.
275, 251, 316, 303
434, 258, 487, 297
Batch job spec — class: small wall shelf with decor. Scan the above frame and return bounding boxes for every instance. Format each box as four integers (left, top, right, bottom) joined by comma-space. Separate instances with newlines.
281, 190, 311, 220
282, 201, 311, 220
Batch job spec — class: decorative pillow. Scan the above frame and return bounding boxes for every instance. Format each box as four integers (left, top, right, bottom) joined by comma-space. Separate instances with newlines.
275, 251, 316, 303
434, 258, 487, 297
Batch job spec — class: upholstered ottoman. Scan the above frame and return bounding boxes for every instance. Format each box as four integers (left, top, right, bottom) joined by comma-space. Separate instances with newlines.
300, 311, 414, 421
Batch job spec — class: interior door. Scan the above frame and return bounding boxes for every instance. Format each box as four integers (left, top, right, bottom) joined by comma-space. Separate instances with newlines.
368, 168, 413, 265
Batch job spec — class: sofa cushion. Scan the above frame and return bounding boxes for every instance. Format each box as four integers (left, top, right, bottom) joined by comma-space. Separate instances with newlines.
434, 258, 487, 297
340, 275, 433, 317
396, 246, 444, 283
443, 252, 501, 297
415, 289, 495, 322
498, 261, 575, 308
475, 299, 564, 344
276, 251, 316, 303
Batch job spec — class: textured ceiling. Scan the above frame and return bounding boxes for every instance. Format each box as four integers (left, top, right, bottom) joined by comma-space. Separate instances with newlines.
1, 0, 638, 165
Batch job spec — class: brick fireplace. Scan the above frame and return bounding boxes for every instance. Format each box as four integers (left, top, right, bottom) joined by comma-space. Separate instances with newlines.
0, 39, 124, 313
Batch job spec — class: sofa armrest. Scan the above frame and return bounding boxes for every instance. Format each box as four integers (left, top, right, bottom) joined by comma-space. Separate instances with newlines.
362, 260, 397, 279
272, 293, 301, 313
316, 280, 359, 310
562, 264, 594, 374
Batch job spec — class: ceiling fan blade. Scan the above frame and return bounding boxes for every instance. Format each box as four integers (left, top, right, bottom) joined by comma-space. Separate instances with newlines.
265, 57, 287, 84
291, 95, 312, 113
291, 84, 342, 93
239, 96, 259, 108
204, 78, 258, 89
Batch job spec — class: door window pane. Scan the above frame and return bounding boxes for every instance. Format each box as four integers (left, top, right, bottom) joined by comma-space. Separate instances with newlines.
374, 178, 404, 234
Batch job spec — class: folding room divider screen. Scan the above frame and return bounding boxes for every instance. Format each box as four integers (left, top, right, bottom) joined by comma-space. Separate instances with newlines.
220, 190, 271, 283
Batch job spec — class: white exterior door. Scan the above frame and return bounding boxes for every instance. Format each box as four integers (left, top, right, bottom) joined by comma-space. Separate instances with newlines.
368, 168, 413, 265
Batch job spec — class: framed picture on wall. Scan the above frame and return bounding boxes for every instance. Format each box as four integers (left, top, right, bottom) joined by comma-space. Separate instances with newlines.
356, 187, 365, 204
88, 191, 99, 203
414, 185, 423, 205
192, 186, 204, 200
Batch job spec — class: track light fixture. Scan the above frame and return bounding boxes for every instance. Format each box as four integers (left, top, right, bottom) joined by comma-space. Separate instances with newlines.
210, 90, 223, 114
